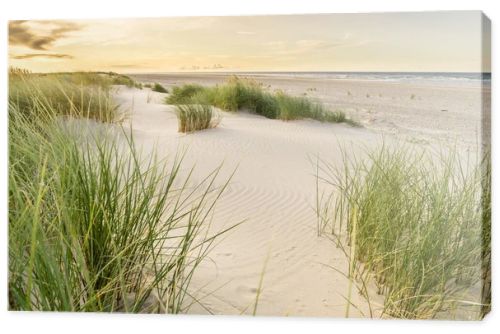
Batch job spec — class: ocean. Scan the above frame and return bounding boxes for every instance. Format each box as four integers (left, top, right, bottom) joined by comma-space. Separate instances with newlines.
130, 72, 491, 89
207, 71, 491, 83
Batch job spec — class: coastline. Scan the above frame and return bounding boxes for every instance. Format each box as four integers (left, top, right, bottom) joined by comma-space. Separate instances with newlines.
130, 72, 488, 151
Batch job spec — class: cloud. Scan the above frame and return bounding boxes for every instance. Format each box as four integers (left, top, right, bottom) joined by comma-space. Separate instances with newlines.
263, 40, 287, 48
108, 63, 144, 68
12, 53, 74, 60
9, 20, 82, 50
262, 37, 373, 57
295, 39, 347, 51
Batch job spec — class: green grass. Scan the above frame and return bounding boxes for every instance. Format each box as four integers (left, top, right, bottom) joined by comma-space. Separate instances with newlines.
152, 83, 168, 93
8, 71, 236, 313
166, 84, 205, 105
37, 70, 141, 89
176, 104, 219, 133
480, 149, 491, 318
8, 69, 146, 123
166, 76, 358, 125
9, 71, 119, 123
316, 144, 490, 319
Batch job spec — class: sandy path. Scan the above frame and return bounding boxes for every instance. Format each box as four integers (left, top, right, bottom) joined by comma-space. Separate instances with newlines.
114, 87, 384, 317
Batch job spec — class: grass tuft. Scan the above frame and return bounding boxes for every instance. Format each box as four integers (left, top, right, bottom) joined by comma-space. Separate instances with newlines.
152, 83, 168, 93
176, 104, 219, 133
9, 71, 119, 123
166, 84, 205, 105
166, 76, 358, 125
316, 144, 490, 319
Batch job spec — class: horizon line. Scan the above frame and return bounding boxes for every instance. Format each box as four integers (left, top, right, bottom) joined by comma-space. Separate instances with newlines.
123, 70, 491, 75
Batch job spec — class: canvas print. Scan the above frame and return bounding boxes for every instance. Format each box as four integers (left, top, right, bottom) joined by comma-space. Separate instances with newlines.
8, 12, 491, 320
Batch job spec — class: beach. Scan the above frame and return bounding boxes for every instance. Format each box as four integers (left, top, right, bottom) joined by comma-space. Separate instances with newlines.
115, 73, 489, 317
131, 73, 489, 151
7, 11, 491, 321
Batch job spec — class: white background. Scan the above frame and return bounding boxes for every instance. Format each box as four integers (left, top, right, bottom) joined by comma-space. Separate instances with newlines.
0, 0, 497, 333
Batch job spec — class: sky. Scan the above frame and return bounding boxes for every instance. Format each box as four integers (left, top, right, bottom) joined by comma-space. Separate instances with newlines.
8, 12, 491, 73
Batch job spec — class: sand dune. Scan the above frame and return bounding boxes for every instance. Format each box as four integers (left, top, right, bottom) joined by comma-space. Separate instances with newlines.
114, 87, 386, 317
113, 73, 485, 317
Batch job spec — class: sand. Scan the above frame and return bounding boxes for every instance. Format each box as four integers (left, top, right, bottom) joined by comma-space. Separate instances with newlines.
112, 74, 487, 317
131, 73, 488, 151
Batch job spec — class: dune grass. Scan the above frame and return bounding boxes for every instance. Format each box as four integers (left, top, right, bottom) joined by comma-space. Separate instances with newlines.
152, 83, 168, 93
176, 104, 219, 133
316, 144, 490, 319
480, 150, 491, 318
26, 70, 142, 89
166, 76, 357, 125
8, 71, 236, 312
9, 70, 119, 123
167, 84, 206, 105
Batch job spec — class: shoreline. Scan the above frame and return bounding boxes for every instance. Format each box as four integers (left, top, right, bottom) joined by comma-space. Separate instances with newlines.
130, 73, 487, 151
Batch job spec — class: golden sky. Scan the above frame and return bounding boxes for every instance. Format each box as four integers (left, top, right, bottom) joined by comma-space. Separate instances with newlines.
8, 12, 491, 73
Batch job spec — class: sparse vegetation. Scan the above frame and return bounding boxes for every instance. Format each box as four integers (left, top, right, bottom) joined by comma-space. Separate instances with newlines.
41, 70, 141, 89
9, 69, 119, 123
176, 103, 219, 133
152, 82, 168, 93
316, 144, 490, 319
166, 84, 205, 105
109, 73, 142, 88
166, 76, 357, 125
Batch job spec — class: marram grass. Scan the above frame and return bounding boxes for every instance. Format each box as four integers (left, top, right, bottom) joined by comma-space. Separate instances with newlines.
152, 82, 168, 93
166, 76, 358, 125
9, 70, 124, 123
8, 71, 236, 313
316, 144, 491, 319
176, 103, 219, 133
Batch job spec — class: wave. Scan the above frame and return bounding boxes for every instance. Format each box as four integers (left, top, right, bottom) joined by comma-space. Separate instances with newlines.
231, 71, 491, 83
